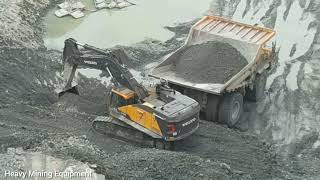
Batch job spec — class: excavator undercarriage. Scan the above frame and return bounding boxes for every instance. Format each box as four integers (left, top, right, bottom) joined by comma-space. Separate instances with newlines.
92, 116, 174, 149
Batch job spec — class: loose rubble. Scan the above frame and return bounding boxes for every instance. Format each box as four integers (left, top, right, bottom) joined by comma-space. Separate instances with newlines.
174, 41, 248, 84
0, 0, 319, 179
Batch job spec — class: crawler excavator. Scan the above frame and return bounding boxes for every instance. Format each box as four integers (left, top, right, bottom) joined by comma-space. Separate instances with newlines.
59, 38, 200, 149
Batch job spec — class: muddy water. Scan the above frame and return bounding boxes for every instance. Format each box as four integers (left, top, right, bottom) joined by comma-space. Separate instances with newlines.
44, 0, 212, 50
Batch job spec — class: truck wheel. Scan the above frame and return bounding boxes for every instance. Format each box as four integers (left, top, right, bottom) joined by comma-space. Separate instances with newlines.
205, 95, 219, 122
218, 93, 243, 128
246, 73, 267, 102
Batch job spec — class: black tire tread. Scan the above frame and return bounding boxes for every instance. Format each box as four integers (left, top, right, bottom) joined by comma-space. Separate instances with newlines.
205, 95, 220, 122
218, 93, 243, 128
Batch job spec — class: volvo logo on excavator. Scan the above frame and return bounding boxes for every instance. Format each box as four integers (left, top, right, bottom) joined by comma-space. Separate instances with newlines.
84, 61, 97, 65
182, 117, 197, 127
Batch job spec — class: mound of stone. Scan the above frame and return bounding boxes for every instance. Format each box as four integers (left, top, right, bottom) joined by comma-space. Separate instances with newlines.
174, 41, 248, 84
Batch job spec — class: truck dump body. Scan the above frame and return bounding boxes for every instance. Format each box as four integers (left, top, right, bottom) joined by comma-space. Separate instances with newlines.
169, 41, 248, 84
151, 16, 275, 94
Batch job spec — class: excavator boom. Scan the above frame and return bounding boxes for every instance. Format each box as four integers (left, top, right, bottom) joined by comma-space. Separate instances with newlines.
60, 38, 149, 100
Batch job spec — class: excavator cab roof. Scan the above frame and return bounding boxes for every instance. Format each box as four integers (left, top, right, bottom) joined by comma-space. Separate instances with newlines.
112, 88, 135, 100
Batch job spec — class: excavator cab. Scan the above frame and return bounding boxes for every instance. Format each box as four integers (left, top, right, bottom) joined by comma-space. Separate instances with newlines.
108, 87, 136, 109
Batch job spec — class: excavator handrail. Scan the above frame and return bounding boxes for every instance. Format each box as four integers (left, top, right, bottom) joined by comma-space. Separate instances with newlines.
188, 15, 275, 45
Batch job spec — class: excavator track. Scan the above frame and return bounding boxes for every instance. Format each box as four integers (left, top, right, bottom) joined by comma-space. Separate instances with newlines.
92, 116, 174, 150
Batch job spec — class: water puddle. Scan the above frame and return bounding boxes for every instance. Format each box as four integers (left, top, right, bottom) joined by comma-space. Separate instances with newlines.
44, 0, 212, 50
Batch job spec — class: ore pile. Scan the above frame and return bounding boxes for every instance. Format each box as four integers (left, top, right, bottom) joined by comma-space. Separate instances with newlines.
174, 41, 248, 84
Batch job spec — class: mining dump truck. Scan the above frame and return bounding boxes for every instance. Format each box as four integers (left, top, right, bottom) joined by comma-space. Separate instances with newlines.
151, 16, 276, 127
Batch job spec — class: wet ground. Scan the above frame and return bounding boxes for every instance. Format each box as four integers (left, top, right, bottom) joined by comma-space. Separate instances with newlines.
1, 0, 320, 179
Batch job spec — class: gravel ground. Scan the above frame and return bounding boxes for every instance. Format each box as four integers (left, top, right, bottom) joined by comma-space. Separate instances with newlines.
0, 93, 280, 179
0, 48, 60, 106
0, 0, 50, 49
174, 41, 248, 84
0, 0, 319, 179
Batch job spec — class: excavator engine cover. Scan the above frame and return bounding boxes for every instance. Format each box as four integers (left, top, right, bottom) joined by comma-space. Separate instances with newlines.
110, 87, 200, 141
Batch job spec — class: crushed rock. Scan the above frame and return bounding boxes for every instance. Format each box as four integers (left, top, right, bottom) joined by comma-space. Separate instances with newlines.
105, 148, 236, 180
0, 0, 50, 49
174, 41, 248, 84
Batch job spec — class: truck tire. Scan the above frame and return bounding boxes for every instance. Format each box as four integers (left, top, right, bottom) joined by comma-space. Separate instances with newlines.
205, 95, 220, 122
246, 73, 267, 102
218, 92, 243, 128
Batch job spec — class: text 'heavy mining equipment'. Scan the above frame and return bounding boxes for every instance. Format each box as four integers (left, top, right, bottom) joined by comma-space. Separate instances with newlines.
59, 38, 200, 149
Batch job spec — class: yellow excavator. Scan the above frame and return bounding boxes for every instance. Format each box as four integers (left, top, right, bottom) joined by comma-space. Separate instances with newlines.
59, 38, 200, 149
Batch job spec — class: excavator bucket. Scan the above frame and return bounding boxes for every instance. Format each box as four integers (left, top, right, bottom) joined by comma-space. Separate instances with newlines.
58, 62, 79, 97
57, 38, 82, 96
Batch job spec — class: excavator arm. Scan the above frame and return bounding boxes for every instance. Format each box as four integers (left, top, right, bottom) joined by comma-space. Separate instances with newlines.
59, 38, 149, 100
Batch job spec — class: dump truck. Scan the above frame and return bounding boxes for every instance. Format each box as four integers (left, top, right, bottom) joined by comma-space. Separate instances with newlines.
151, 16, 276, 127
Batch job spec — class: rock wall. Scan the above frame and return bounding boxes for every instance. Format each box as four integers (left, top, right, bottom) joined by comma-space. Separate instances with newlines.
0, 0, 50, 49
211, 0, 320, 158
0, 0, 62, 106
